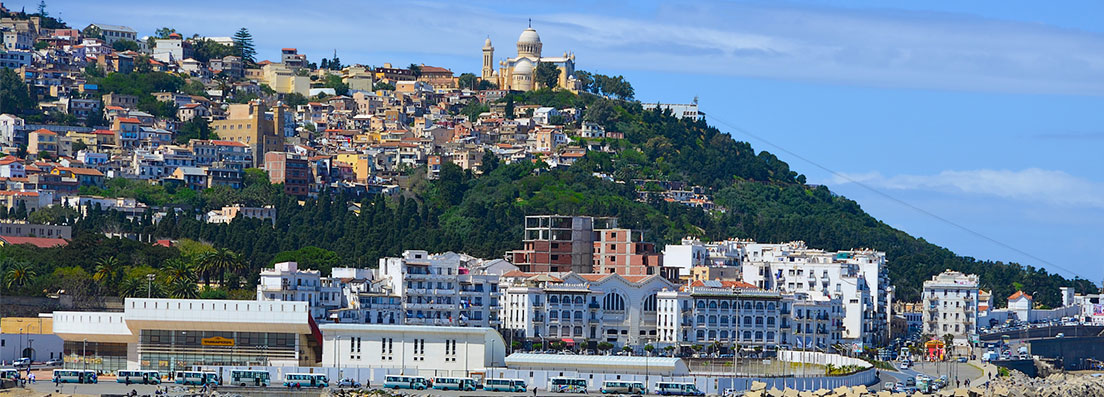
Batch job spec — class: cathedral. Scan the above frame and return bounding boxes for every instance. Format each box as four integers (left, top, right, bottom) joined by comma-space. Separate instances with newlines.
482, 24, 578, 92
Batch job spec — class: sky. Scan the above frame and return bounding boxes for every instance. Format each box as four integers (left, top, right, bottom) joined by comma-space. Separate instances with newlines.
41, 0, 1104, 285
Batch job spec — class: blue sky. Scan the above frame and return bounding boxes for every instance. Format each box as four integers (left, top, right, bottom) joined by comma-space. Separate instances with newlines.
43, 0, 1104, 285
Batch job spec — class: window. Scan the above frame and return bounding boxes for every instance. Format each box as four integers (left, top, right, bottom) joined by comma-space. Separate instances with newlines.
603, 292, 626, 311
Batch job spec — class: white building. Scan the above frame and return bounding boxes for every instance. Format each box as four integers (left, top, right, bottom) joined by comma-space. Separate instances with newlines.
740, 241, 893, 347
375, 250, 502, 328
499, 271, 676, 349
921, 270, 978, 351
641, 102, 704, 120
51, 298, 318, 373
256, 262, 345, 320
319, 324, 507, 377
87, 24, 138, 45
205, 204, 277, 224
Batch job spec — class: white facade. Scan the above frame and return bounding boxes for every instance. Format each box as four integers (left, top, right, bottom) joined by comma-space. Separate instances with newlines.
499, 272, 676, 348
921, 270, 978, 348
740, 242, 892, 346
641, 102, 703, 120
319, 324, 507, 377
257, 262, 344, 320
51, 298, 314, 372
375, 250, 502, 328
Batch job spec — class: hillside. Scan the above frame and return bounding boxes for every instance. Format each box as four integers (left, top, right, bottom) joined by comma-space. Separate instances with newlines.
0, 90, 1095, 308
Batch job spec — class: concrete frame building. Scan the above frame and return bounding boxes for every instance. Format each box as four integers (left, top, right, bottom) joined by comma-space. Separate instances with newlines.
592, 228, 663, 276
507, 215, 615, 273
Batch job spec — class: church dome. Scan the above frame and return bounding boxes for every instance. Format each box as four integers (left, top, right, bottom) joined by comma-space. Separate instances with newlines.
513, 58, 534, 74
518, 28, 541, 45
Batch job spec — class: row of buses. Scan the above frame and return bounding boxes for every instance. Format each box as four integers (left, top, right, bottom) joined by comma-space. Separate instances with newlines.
26, 369, 703, 395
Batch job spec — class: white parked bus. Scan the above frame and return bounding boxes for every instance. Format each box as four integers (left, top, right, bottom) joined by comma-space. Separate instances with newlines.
384, 375, 431, 390
116, 370, 161, 384
656, 382, 704, 396
229, 370, 270, 386
484, 378, 527, 392
432, 376, 477, 391
284, 373, 328, 388
550, 377, 588, 393
602, 380, 645, 394
53, 369, 96, 384
175, 371, 218, 386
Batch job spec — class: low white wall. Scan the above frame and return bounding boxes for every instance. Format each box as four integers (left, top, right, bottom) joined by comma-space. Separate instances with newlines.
777, 350, 872, 369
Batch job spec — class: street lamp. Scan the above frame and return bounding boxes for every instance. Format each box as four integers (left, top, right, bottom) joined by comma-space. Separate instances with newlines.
82, 339, 87, 371
146, 274, 156, 298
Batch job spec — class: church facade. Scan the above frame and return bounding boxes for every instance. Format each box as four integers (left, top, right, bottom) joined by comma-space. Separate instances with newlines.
482, 25, 578, 92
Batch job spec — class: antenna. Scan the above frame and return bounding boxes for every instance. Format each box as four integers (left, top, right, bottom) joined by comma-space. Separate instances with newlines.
528, 18, 532, 28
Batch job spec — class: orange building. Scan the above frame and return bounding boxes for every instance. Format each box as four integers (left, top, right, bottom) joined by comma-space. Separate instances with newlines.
592, 228, 663, 276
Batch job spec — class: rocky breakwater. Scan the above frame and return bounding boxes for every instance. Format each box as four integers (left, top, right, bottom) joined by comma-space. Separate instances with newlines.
739, 372, 1104, 397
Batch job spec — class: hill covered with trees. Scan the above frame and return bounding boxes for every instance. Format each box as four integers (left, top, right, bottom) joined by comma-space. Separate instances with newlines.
0, 88, 1095, 308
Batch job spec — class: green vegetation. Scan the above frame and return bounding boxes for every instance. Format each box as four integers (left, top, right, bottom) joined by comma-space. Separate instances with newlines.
232, 27, 256, 66
535, 62, 559, 89
0, 67, 38, 115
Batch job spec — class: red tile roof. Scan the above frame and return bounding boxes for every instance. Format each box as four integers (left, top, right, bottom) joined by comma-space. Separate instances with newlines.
117, 117, 140, 124
32, 128, 57, 136
1009, 291, 1032, 301
208, 140, 247, 147
689, 280, 757, 289
0, 236, 68, 248
93, 129, 115, 135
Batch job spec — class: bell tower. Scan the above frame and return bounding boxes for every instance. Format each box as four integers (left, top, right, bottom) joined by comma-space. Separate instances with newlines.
481, 37, 494, 81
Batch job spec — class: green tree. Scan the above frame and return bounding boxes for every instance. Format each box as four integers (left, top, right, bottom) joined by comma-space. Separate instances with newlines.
81, 25, 103, 40
4, 261, 36, 288
457, 73, 478, 90
84, 105, 106, 128
477, 80, 498, 90
283, 92, 309, 107
232, 27, 256, 66
504, 96, 515, 120
154, 27, 177, 39
372, 82, 395, 91
167, 277, 198, 299
408, 64, 422, 79
0, 68, 37, 115
322, 74, 349, 96
118, 276, 144, 298
271, 246, 340, 275
33, 40, 49, 50
27, 204, 78, 224
37, 0, 48, 17
175, 117, 214, 144
111, 39, 140, 52
535, 62, 560, 89
200, 248, 240, 288
190, 38, 233, 63
92, 256, 122, 288
575, 70, 594, 93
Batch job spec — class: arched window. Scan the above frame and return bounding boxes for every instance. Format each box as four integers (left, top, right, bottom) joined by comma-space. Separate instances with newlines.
744, 316, 752, 326
696, 301, 706, 309
756, 302, 764, 310
766, 331, 775, 340
755, 317, 764, 326
643, 294, 658, 312
743, 302, 752, 310
720, 301, 729, 309
696, 330, 705, 339
561, 310, 570, 320
767, 317, 776, 326
696, 315, 705, 323
755, 331, 764, 340
708, 316, 717, 325
708, 301, 718, 309
603, 292, 626, 311
574, 296, 584, 305
767, 302, 776, 311
574, 326, 583, 336
708, 330, 717, 339
549, 311, 559, 320
743, 331, 752, 340
720, 316, 729, 326
720, 330, 729, 339
574, 311, 582, 320
549, 325, 559, 335
549, 295, 559, 304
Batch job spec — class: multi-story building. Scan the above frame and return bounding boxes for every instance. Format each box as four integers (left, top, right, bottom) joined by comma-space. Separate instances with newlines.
256, 261, 345, 320
375, 250, 501, 328
507, 215, 615, 273
740, 241, 892, 347
656, 280, 785, 349
86, 23, 138, 45
206, 204, 276, 224
921, 270, 978, 352
592, 228, 663, 276
211, 101, 287, 166
265, 151, 312, 196
28, 128, 59, 157
0, 221, 71, 239
190, 139, 253, 170
499, 271, 675, 349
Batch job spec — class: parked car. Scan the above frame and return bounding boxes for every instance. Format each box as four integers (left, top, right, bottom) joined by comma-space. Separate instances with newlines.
337, 378, 361, 388
13, 358, 31, 368
957, 357, 968, 363
44, 359, 62, 367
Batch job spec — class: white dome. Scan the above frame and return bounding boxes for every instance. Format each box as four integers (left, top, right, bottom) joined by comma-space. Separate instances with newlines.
513, 58, 534, 74
518, 28, 541, 45
483, 37, 493, 49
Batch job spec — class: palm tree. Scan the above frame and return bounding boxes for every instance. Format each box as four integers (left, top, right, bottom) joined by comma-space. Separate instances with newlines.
163, 258, 195, 284
118, 277, 143, 298
201, 248, 240, 288
167, 277, 198, 299
93, 256, 121, 284
5, 262, 36, 288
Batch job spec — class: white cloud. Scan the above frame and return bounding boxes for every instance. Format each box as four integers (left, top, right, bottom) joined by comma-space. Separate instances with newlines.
54, 0, 1104, 95
831, 168, 1104, 209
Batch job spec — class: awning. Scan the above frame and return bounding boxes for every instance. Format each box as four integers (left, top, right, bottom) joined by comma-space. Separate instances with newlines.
563, 338, 575, 344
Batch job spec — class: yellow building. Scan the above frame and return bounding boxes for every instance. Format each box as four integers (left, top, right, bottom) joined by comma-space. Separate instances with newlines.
690, 265, 741, 283
482, 24, 578, 92
211, 101, 287, 166
262, 63, 310, 96
342, 65, 375, 92
335, 152, 374, 182
1, 317, 52, 334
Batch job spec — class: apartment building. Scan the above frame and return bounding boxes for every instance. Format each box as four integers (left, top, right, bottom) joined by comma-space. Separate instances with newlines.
264, 151, 312, 196
740, 241, 893, 347
256, 261, 346, 320
373, 250, 502, 328
212, 101, 287, 166
656, 281, 784, 349
921, 270, 979, 352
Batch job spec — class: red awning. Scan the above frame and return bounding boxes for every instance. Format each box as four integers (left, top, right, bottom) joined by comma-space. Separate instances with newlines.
562, 338, 575, 344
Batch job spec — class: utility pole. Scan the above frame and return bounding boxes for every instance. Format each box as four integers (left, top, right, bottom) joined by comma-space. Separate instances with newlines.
146, 274, 155, 298
82, 339, 87, 371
